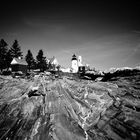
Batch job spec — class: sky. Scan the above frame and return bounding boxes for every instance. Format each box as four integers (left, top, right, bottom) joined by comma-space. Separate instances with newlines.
0, 0, 140, 70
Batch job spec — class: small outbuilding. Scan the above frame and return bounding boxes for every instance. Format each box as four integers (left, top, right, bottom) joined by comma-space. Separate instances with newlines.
11, 57, 28, 74
78, 66, 86, 73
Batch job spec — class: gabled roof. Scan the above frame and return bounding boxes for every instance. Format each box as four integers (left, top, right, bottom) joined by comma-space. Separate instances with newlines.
11, 58, 27, 65
49, 56, 55, 64
48, 56, 58, 65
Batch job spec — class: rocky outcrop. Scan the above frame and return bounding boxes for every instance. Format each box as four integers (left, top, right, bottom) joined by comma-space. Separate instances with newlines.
0, 74, 140, 140
102, 68, 140, 82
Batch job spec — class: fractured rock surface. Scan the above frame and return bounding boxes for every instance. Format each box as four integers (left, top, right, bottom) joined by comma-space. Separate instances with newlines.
0, 74, 140, 140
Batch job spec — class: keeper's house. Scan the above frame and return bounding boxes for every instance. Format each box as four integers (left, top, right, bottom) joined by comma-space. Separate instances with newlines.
11, 57, 28, 74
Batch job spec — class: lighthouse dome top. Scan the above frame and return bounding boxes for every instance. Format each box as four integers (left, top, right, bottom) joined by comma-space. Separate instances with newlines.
71, 54, 77, 60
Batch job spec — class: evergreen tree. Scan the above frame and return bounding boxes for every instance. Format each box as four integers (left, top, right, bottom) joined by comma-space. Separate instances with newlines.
25, 50, 35, 71
5, 50, 13, 70
0, 39, 8, 73
10, 40, 22, 58
36, 50, 47, 72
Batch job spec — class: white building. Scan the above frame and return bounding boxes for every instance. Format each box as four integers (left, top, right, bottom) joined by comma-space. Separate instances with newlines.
78, 56, 82, 66
60, 67, 71, 73
71, 54, 85, 73
46, 56, 59, 71
47, 56, 59, 66
71, 54, 78, 73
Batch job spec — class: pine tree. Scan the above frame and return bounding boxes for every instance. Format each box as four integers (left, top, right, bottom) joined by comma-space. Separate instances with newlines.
5, 50, 13, 70
25, 50, 35, 71
0, 39, 8, 73
36, 50, 47, 72
10, 40, 22, 58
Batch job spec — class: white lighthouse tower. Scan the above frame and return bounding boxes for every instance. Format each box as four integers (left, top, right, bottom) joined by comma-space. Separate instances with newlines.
71, 54, 78, 73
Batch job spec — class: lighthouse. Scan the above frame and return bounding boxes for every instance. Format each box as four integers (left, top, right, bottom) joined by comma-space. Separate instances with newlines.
71, 54, 78, 73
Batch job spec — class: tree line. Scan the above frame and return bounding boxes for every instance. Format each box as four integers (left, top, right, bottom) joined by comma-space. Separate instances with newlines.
0, 39, 54, 74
